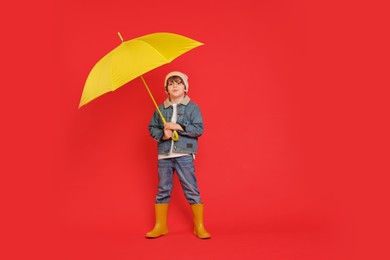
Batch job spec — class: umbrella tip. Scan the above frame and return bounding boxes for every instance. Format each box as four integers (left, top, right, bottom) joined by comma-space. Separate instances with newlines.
117, 32, 124, 43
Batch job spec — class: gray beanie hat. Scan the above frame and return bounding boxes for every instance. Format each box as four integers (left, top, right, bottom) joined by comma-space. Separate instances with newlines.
164, 71, 189, 93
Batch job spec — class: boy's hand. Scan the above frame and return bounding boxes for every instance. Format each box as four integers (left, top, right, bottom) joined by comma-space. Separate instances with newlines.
162, 129, 173, 140
164, 123, 184, 131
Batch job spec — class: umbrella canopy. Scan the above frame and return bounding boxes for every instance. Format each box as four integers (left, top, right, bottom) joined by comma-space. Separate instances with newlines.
79, 32, 203, 108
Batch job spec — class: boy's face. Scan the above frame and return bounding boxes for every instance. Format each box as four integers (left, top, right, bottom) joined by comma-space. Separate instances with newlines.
167, 77, 186, 99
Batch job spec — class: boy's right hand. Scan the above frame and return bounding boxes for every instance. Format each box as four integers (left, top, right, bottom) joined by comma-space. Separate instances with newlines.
162, 129, 173, 140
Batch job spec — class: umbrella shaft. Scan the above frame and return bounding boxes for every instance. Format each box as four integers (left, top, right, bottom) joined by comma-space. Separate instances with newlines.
140, 76, 178, 141
140, 76, 167, 124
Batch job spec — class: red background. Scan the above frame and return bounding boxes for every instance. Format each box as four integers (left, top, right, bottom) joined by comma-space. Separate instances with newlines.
2, 0, 389, 259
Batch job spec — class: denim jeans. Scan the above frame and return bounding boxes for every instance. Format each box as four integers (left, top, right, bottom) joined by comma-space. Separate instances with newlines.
156, 155, 202, 204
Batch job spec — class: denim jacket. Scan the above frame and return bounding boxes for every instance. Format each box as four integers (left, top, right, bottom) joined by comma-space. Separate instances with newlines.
148, 96, 204, 155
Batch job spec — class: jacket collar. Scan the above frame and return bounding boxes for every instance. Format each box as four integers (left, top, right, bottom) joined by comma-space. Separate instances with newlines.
163, 95, 191, 108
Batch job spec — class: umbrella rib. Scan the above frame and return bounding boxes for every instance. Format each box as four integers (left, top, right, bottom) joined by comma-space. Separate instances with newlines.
134, 39, 172, 62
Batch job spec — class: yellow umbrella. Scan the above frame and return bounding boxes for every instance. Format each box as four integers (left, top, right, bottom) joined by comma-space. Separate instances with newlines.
79, 32, 204, 141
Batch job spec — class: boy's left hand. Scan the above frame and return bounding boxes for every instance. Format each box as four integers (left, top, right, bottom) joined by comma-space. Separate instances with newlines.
164, 122, 184, 131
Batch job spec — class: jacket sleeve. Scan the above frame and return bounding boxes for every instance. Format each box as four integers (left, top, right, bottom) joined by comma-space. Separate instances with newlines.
178, 103, 204, 138
148, 109, 164, 142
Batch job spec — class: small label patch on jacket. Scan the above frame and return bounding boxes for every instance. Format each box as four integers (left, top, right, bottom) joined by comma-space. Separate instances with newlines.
186, 143, 193, 148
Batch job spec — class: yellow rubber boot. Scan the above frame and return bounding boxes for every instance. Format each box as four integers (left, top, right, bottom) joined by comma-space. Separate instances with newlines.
146, 204, 169, 238
191, 204, 211, 239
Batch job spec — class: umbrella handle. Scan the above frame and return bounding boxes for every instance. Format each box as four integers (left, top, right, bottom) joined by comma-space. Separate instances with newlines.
171, 130, 179, 141
141, 76, 179, 141
160, 117, 179, 141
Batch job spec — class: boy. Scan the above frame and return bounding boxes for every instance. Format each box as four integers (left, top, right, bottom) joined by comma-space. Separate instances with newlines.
146, 71, 211, 239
